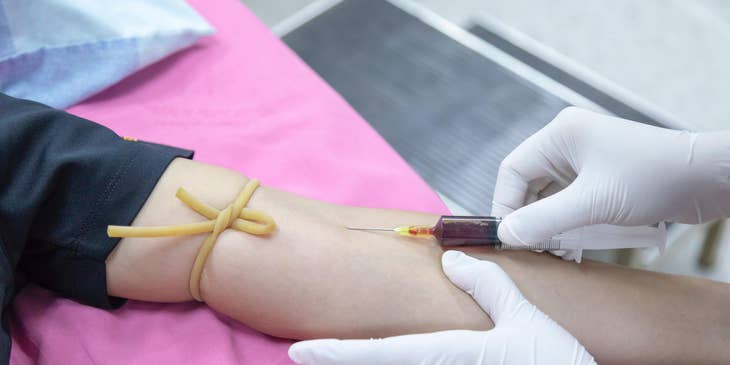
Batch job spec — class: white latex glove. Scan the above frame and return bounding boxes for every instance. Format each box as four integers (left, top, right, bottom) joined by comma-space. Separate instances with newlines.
288, 251, 596, 365
493, 107, 730, 258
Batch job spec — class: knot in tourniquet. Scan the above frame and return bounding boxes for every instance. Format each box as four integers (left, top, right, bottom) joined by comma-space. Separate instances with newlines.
107, 179, 276, 301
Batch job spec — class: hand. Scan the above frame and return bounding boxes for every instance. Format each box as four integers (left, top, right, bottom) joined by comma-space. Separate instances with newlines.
288, 251, 596, 365
492, 107, 730, 249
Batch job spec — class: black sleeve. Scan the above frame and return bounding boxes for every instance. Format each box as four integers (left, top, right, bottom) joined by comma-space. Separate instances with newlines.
0, 93, 193, 363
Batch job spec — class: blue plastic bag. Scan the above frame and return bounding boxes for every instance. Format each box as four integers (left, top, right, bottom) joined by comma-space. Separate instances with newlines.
0, 0, 214, 108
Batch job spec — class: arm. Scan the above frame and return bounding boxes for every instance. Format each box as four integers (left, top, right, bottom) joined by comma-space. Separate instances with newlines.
108, 158, 730, 364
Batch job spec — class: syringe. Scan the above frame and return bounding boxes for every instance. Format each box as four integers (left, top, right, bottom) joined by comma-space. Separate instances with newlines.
346, 216, 666, 251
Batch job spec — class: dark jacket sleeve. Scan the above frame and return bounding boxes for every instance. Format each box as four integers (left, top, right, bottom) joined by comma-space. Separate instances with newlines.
0, 93, 193, 363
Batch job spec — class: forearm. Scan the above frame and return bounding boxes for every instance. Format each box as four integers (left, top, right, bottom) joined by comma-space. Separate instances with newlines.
107, 158, 730, 364
471, 249, 730, 364
107, 158, 488, 334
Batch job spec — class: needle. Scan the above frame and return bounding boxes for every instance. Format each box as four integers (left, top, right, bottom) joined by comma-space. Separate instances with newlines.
345, 226, 396, 232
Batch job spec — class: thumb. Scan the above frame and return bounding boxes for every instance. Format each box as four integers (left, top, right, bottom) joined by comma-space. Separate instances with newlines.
442, 251, 528, 324
288, 331, 478, 365
289, 338, 388, 365
498, 179, 593, 246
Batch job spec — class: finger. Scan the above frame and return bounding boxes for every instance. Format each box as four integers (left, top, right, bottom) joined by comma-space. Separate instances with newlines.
538, 180, 564, 199
289, 339, 387, 365
492, 123, 576, 217
523, 177, 553, 206
535, 179, 582, 261
498, 178, 593, 246
289, 331, 480, 365
491, 163, 529, 217
441, 251, 528, 324
491, 199, 515, 218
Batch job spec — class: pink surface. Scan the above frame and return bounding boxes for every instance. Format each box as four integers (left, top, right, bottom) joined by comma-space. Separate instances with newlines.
10, 0, 449, 364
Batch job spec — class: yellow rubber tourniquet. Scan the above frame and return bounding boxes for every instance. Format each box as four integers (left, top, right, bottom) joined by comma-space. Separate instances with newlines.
107, 179, 275, 301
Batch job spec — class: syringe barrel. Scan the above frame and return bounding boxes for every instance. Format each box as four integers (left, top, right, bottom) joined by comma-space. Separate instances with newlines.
434, 216, 502, 246
432, 215, 666, 251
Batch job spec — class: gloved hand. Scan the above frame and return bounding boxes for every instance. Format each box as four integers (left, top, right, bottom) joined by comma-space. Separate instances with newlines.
288, 251, 596, 365
493, 107, 730, 252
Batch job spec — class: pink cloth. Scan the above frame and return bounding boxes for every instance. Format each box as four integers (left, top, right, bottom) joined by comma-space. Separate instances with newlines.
9, 0, 449, 364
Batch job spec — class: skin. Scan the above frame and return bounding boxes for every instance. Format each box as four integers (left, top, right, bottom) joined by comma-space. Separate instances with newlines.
107, 158, 730, 364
